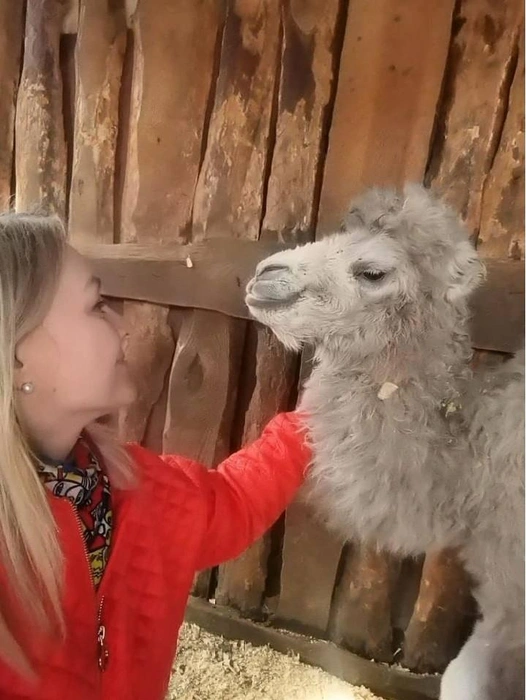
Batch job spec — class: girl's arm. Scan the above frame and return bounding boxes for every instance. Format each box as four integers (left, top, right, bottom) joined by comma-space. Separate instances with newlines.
162, 412, 310, 570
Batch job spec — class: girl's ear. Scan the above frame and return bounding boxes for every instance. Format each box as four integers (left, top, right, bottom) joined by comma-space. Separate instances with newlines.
445, 240, 486, 303
14, 338, 36, 394
13, 350, 24, 387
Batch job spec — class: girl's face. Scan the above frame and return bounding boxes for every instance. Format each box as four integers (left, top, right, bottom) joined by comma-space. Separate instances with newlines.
15, 246, 136, 446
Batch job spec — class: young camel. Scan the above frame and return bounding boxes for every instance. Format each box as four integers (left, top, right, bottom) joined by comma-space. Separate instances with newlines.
245, 184, 524, 700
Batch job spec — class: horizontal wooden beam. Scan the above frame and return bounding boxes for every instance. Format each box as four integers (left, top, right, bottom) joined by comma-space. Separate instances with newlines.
79, 240, 524, 355
470, 259, 524, 354
185, 597, 440, 700
78, 238, 286, 321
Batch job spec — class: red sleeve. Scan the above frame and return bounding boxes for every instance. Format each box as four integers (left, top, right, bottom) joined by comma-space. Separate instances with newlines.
162, 412, 310, 570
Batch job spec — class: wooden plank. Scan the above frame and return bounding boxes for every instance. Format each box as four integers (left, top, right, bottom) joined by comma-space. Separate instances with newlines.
79, 243, 526, 354
117, 0, 222, 449
63, 0, 79, 33
192, 1, 280, 240
15, 0, 69, 216
273, 502, 342, 636
215, 0, 341, 617
428, 0, 524, 240
164, 0, 283, 456
214, 325, 298, 615
261, 0, 341, 241
317, 0, 455, 233
409, 5, 524, 664
186, 597, 441, 700
121, 0, 221, 243
330, 545, 401, 663
117, 301, 174, 442
403, 550, 475, 673
162, 309, 245, 466
470, 259, 524, 354
78, 238, 285, 318
278, 0, 457, 652
0, 1, 24, 207
69, 0, 127, 244
177, 0, 281, 598
478, 29, 525, 260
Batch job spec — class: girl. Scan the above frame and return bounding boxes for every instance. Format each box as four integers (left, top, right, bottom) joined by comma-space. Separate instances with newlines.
0, 213, 310, 699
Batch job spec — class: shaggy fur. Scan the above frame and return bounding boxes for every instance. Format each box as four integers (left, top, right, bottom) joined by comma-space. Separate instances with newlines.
245, 184, 524, 699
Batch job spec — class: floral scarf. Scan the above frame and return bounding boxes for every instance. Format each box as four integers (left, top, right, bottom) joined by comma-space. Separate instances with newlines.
37, 437, 113, 588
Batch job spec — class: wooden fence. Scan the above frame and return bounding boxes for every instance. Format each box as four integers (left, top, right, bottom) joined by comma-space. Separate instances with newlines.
2, 0, 524, 697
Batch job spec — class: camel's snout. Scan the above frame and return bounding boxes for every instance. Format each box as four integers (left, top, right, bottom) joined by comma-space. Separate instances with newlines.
246, 262, 301, 309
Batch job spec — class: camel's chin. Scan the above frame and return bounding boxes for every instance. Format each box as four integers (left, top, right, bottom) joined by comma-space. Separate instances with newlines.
246, 307, 304, 352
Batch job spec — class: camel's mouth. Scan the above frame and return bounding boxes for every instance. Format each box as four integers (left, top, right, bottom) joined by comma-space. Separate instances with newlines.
245, 290, 301, 311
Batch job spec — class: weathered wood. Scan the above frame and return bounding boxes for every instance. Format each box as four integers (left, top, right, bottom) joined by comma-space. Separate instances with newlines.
478, 29, 524, 260
273, 501, 342, 636
117, 0, 222, 452
403, 550, 476, 673
279, 0, 457, 655
317, 0, 456, 232
63, 0, 79, 33
192, 1, 280, 240
69, 0, 127, 244
163, 309, 245, 466
79, 241, 526, 355
470, 259, 524, 354
330, 545, 402, 663
117, 302, 174, 443
15, 0, 69, 216
215, 0, 341, 615
78, 237, 284, 318
428, 0, 524, 240
186, 597, 441, 700
262, 0, 341, 241
142, 327, 174, 454
180, 1, 281, 598
121, 0, 221, 242
215, 326, 297, 615
0, 1, 24, 207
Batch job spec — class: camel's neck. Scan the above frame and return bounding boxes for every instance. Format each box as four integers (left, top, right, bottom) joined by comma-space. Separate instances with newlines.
312, 331, 471, 390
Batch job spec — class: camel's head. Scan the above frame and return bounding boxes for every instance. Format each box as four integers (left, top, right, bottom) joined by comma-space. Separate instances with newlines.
246, 184, 484, 354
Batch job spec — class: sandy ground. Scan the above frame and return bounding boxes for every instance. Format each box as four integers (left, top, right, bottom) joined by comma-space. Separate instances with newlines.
168, 622, 387, 700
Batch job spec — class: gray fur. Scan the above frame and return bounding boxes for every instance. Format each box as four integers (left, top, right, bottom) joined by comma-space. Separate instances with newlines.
245, 184, 524, 699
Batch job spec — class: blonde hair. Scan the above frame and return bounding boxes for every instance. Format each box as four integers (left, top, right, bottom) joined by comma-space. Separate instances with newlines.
0, 212, 135, 675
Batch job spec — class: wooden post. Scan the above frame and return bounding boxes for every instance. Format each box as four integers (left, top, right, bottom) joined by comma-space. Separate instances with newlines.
478, 27, 524, 260
117, 0, 223, 448
403, 550, 476, 673
214, 0, 341, 618
317, 0, 456, 233
15, 0, 69, 216
428, 0, 524, 241
173, 0, 281, 598
69, 0, 127, 244
261, 0, 342, 242
276, 0, 457, 659
402, 0, 525, 672
330, 545, 401, 662
0, 1, 24, 207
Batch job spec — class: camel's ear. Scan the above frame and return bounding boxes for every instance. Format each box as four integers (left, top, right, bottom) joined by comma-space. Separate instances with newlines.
445, 240, 485, 302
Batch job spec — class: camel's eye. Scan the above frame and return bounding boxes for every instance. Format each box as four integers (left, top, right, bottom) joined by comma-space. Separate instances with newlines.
359, 269, 386, 282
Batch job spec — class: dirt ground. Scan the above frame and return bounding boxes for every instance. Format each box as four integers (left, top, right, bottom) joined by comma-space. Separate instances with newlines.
168, 622, 387, 700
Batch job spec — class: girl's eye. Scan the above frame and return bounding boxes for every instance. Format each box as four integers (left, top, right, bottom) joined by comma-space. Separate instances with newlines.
359, 270, 386, 282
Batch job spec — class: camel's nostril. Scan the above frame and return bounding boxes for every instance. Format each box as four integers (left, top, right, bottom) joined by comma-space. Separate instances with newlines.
246, 261, 301, 310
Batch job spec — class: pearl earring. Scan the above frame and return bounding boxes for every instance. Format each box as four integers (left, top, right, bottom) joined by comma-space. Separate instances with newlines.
20, 382, 34, 394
